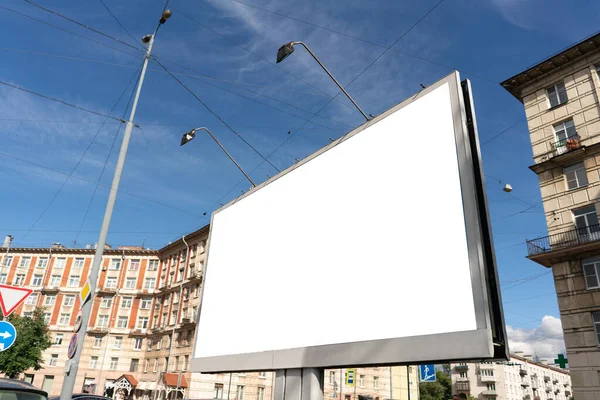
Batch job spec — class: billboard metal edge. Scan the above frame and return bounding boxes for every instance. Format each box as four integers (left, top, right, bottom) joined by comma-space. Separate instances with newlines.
191, 71, 505, 372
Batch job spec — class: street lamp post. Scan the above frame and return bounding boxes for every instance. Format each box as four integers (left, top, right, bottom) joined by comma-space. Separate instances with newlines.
276, 41, 370, 121
59, 10, 172, 400
180, 127, 256, 187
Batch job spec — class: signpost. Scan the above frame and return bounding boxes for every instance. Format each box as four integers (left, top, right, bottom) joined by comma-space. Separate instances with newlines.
0, 284, 32, 317
419, 365, 436, 382
0, 321, 16, 351
74, 310, 83, 333
345, 369, 355, 386
79, 281, 91, 305
68, 334, 78, 359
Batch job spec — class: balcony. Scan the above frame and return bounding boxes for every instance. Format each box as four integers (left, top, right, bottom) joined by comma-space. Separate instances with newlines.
523, 395, 531, 400
42, 285, 59, 293
455, 381, 470, 392
551, 134, 581, 155
481, 390, 496, 396
89, 326, 108, 334
521, 379, 530, 387
527, 224, 600, 266
97, 287, 117, 295
544, 376, 551, 382
553, 379, 559, 384
565, 390, 571, 396
188, 271, 202, 283
480, 363, 495, 370
481, 375, 496, 383
520, 368, 528, 376
455, 364, 468, 371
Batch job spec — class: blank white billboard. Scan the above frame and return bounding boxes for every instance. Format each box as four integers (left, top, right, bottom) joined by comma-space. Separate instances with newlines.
192, 72, 507, 372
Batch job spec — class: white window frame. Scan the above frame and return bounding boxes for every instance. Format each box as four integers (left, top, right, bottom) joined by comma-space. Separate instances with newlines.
67, 275, 80, 287
100, 298, 112, 309
53, 333, 63, 345
73, 258, 85, 269
121, 297, 133, 309
58, 313, 70, 326
19, 256, 31, 268
373, 376, 379, 388
144, 278, 156, 290
32, 275, 43, 286
236, 385, 245, 400
125, 277, 136, 289
1, 256, 13, 267
97, 315, 109, 329
54, 258, 66, 269
574, 205, 600, 237
105, 277, 117, 289
89, 356, 98, 369
134, 337, 143, 350
49, 275, 61, 286
63, 296, 75, 307
44, 295, 56, 306
109, 259, 121, 270
109, 357, 118, 370
565, 162, 589, 190
36, 257, 48, 268
553, 119, 577, 145
117, 316, 128, 328
129, 259, 140, 270
137, 317, 149, 329
14, 274, 25, 286
148, 259, 159, 271
593, 311, 600, 344
140, 298, 152, 309
214, 384, 224, 399
93, 337, 103, 348
358, 375, 365, 387
0, 274, 7, 284
48, 354, 58, 367
547, 81, 568, 108
25, 293, 37, 305
113, 336, 122, 349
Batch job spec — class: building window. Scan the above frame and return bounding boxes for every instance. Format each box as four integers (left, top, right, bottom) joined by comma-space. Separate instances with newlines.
144, 360, 149, 373
565, 162, 589, 190
130, 358, 139, 372
43, 313, 51, 324
134, 337, 143, 350
113, 336, 122, 349
174, 356, 179, 371
329, 371, 335, 384
153, 359, 158, 372
71, 258, 84, 269
37, 258, 48, 268
67, 275, 80, 287
19, 256, 31, 268
1, 256, 12, 267
259, 371, 266, 378
93, 337, 102, 348
373, 376, 379, 389
183, 355, 189, 371
24, 311, 32, 318
49, 275, 61, 286
54, 258, 66, 269
554, 119, 577, 146
58, 314, 70, 326
121, 297, 133, 309
101, 298, 112, 308
106, 277, 117, 289
144, 278, 156, 290
48, 354, 58, 367
53, 334, 63, 345
25, 293, 37, 305
129, 259, 140, 270
44, 295, 56, 306
63, 296, 75, 307
125, 278, 136, 289
583, 257, 600, 289
164, 357, 168, 372
109, 259, 121, 270
148, 260, 159, 271
199, 240, 206, 254
547, 81, 568, 108
97, 315, 109, 329
157, 337, 162, 350
140, 298, 152, 309
236, 385, 245, 400
459, 372, 467, 378
13, 274, 25, 286
137, 317, 149, 329
593, 311, 600, 344
117, 316, 128, 328
359, 375, 365, 387
482, 369, 494, 377
89, 356, 98, 369
32, 275, 43, 286
257, 387, 265, 400
0, 274, 6, 284
214, 384, 224, 399
574, 205, 600, 237
109, 357, 118, 370
487, 383, 496, 391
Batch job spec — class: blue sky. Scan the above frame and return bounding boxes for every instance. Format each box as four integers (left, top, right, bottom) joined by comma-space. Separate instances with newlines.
2, 0, 599, 360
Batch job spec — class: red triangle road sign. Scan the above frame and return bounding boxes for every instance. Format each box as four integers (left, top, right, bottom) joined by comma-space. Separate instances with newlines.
0, 284, 33, 317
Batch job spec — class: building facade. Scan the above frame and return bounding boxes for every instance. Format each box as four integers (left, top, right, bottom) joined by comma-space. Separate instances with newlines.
0, 227, 417, 400
451, 353, 572, 400
501, 32, 600, 400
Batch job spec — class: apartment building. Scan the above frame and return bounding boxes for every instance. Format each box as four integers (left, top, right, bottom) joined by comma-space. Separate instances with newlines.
500, 32, 600, 400
451, 352, 572, 400
322, 367, 418, 400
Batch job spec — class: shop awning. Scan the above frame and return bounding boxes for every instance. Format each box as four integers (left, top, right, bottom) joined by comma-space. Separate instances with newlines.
162, 373, 188, 388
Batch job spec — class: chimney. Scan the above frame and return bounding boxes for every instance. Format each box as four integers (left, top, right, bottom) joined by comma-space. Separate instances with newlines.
51, 242, 65, 249
3, 235, 13, 248
524, 354, 533, 361
540, 359, 548, 365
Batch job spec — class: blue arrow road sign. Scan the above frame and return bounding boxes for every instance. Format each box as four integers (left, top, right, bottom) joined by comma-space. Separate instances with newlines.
0, 321, 16, 351
419, 364, 436, 382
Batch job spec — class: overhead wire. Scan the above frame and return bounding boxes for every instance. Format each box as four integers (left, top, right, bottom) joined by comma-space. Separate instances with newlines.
152, 58, 281, 173
0, 80, 129, 124
23, 0, 143, 53
0, 5, 141, 60
20, 63, 143, 240
0, 47, 141, 69
99, 0, 142, 47
481, 117, 527, 146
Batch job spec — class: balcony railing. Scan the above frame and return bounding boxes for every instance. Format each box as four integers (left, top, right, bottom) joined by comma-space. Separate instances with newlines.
550, 134, 581, 155
455, 364, 468, 371
481, 375, 496, 383
527, 224, 600, 255
520, 368, 528, 376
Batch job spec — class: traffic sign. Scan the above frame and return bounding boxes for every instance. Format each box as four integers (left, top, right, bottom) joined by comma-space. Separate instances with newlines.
345, 369, 355, 386
79, 281, 91, 305
67, 334, 78, 359
0, 284, 33, 317
74, 310, 83, 333
0, 321, 17, 351
419, 364, 436, 382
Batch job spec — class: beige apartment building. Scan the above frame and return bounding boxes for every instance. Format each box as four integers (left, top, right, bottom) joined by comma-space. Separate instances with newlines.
501, 32, 600, 399
0, 227, 418, 400
451, 352, 572, 400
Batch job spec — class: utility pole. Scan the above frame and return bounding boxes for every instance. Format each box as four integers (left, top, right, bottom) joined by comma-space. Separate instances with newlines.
59, 10, 172, 400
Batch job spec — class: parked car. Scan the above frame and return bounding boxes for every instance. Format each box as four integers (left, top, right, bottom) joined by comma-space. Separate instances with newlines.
0, 378, 48, 400
49, 395, 111, 400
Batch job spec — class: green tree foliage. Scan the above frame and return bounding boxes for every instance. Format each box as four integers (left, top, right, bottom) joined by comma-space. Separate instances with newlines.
0, 308, 52, 378
419, 369, 453, 400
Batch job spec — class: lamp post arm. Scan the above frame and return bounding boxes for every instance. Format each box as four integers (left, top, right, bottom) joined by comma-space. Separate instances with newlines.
194, 128, 256, 188
294, 41, 370, 121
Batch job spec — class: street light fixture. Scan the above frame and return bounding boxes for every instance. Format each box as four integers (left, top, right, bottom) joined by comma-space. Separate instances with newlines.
276, 41, 370, 121
181, 127, 256, 188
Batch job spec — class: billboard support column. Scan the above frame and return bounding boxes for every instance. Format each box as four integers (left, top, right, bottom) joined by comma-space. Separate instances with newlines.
274, 368, 324, 400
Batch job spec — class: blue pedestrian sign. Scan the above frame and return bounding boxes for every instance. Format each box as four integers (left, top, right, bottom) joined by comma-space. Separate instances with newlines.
419, 364, 436, 382
0, 321, 17, 351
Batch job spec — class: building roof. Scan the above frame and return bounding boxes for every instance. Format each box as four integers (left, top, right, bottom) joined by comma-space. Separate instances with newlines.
116, 374, 138, 387
159, 224, 210, 254
501, 31, 600, 101
162, 373, 188, 388
510, 353, 569, 374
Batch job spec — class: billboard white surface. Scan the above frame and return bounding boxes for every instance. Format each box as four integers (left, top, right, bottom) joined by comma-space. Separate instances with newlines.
193, 72, 506, 372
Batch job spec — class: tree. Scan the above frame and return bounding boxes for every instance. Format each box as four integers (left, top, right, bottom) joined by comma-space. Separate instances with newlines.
0, 308, 52, 378
419, 370, 453, 400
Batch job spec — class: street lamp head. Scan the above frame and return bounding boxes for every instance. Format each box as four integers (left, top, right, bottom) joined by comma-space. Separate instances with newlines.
503, 183, 513, 193
276, 41, 295, 63
180, 129, 196, 146
141, 34, 152, 44
160, 9, 172, 24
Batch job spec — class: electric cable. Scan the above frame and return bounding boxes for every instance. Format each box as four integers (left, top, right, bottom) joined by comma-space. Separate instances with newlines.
99, 0, 142, 47
21, 64, 143, 240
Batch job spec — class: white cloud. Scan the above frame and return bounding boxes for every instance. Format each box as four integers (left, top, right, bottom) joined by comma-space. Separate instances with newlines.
507, 315, 566, 361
